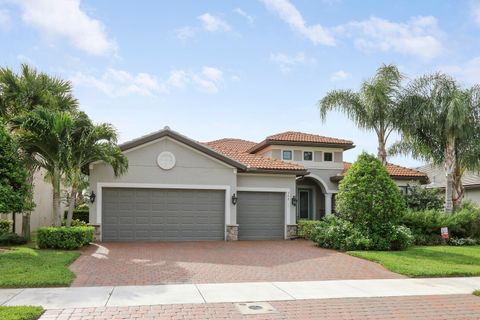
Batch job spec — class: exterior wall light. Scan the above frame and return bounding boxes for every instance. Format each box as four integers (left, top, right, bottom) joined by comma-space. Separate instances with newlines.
89, 191, 96, 204
291, 195, 297, 206
231, 193, 238, 205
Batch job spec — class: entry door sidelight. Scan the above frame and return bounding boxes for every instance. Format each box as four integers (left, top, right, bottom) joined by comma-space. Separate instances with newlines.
298, 189, 311, 219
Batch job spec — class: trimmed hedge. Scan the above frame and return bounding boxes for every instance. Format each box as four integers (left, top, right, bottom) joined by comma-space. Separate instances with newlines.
297, 220, 322, 240
0, 233, 27, 245
63, 209, 89, 223
37, 226, 94, 250
0, 219, 11, 234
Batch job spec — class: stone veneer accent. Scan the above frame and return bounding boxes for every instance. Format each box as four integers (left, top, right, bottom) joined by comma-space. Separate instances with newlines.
287, 224, 297, 239
226, 224, 238, 241
89, 224, 101, 241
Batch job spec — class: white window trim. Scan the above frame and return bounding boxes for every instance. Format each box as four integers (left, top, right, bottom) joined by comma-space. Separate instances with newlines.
302, 150, 314, 161
323, 151, 334, 162
237, 187, 292, 239
95, 182, 231, 241
281, 149, 293, 161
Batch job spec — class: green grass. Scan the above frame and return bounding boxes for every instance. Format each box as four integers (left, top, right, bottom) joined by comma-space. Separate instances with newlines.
0, 306, 44, 320
348, 246, 480, 277
0, 247, 80, 288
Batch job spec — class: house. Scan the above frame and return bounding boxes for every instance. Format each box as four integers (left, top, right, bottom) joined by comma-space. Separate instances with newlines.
88, 127, 428, 242
417, 164, 480, 205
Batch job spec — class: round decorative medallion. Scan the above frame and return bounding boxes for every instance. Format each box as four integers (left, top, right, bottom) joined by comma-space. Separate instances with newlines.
157, 152, 176, 170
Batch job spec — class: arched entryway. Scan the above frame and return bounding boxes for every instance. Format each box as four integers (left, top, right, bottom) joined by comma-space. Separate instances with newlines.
296, 176, 334, 220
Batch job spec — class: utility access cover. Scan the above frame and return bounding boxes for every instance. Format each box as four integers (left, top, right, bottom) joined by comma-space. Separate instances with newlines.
235, 302, 278, 315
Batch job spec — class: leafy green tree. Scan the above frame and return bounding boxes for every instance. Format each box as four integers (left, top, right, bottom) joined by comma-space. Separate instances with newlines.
391, 73, 480, 212
12, 108, 74, 227
64, 112, 128, 227
319, 64, 403, 164
403, 185, 443, 211
0, 121, 33, 222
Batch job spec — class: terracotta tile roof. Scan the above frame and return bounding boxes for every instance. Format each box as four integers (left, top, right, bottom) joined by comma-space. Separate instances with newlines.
205, 139, 306, 172
268, 131, 354, 145
343, 162, 428, 178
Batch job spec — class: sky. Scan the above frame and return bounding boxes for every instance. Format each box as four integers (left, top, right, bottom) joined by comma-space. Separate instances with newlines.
1, 0, 480, 167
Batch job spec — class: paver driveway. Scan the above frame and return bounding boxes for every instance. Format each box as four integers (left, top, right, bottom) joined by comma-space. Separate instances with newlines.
70, 240, 403, 287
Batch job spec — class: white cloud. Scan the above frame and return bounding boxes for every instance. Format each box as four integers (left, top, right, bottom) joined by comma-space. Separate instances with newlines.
198, 13, 230, 32
175, 26, 195, 40
0, 9, 11, 31
14, 0, 116, 55
17, 54, 35, 65
336, 16, 444, 60
471, 1, 480, 25
71, 66, 227, 96
234, 8, 254, 25
270, 52, 316, 73
441, 57, 480, 86
330, 70, 351, 81
261, 0, 335, 46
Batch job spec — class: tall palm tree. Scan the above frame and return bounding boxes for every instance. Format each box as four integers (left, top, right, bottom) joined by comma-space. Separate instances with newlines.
65, 112, 128, 227
391, 73, 480, 213
318, 64, 403, 165
0, 64, 78, 235
12, 108, 74, 227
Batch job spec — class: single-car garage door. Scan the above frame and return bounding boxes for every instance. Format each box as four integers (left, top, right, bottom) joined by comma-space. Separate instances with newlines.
102, 188, 225, 241
237, 191, 285, 240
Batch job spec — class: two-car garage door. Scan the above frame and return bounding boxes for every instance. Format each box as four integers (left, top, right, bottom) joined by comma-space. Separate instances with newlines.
102, 188, 225, 241
101, 188, 286, 241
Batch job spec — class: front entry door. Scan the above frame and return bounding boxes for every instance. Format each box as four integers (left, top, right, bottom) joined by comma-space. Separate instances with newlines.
298, 189, 311, 219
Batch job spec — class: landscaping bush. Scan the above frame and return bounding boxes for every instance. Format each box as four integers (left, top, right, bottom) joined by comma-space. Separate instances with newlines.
0, 219, 11, 234
61, 219, 88, 227
0, 232, 27, 245
324, 153, 412, 251
63, 208, 89, 223
37, 226, 94, 250
447, 238, 478, 246
297, 219, 322, 240
403, 185, 443, 211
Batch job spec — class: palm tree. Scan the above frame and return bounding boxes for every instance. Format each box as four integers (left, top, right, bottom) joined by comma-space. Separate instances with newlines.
0, 64, 78, 235
65, 112, 128, 227
12, 108, 74, 227
318, 64, 403, 165
391, 73, 480, 213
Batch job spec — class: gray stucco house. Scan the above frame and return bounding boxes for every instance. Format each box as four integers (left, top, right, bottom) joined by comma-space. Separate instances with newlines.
88, 127, 427, 242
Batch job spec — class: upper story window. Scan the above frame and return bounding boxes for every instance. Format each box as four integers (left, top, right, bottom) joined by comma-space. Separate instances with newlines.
282, 150, 293, 160
303, 151, 313, 161
323, 152, 333, 162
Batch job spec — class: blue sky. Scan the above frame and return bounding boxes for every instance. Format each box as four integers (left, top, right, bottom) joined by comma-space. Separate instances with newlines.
1, 0, 480, 167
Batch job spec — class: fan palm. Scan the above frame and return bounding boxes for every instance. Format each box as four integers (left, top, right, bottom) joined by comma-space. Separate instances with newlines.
318, 64, 403, 165
391, 73, 480, 212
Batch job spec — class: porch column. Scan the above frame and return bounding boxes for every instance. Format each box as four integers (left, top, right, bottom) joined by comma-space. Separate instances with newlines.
324, 193, 332, 216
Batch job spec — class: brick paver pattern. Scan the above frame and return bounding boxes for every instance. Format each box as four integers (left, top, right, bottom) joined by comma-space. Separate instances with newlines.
40, 294, 480, 319
70, 240, 403, 286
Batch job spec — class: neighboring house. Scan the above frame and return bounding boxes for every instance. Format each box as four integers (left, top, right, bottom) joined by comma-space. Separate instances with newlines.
417, 164, 480, 205
88, 127, 427, 242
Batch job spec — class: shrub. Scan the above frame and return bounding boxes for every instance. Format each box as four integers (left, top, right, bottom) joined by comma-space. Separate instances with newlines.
61, 219, 88, 227
336, 153, 406, 233
37, 226, 94, 250
297, 220, 322, 240
403, 185, 443, 211
63, 208, 89, 223
0, 219, 11, 234
389, 225, 415, 250
448, 238, 478, 246
0, 232, 27, 245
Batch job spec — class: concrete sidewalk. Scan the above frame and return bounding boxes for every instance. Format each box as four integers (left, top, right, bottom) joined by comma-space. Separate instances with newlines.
1, 277, 480, 310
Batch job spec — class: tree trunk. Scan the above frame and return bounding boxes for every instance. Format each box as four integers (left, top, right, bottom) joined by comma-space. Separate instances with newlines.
52, 167, 62, 227
11, 212, 16, 233
377, 135, 388, 165
66, 184, 77, 227
452, 165, 464, 208
21, 212, 30, 241
444, 136, 455, 213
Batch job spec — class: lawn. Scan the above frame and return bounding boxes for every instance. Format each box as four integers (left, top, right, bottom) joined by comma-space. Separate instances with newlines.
0, 247, 80, 288
348, 246, 480, 277
0, 306, 44, 320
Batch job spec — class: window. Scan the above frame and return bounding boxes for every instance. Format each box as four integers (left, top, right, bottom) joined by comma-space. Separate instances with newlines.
282, 150, 293, 160
303, 151, 313, 161
324, 152, 333, 162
